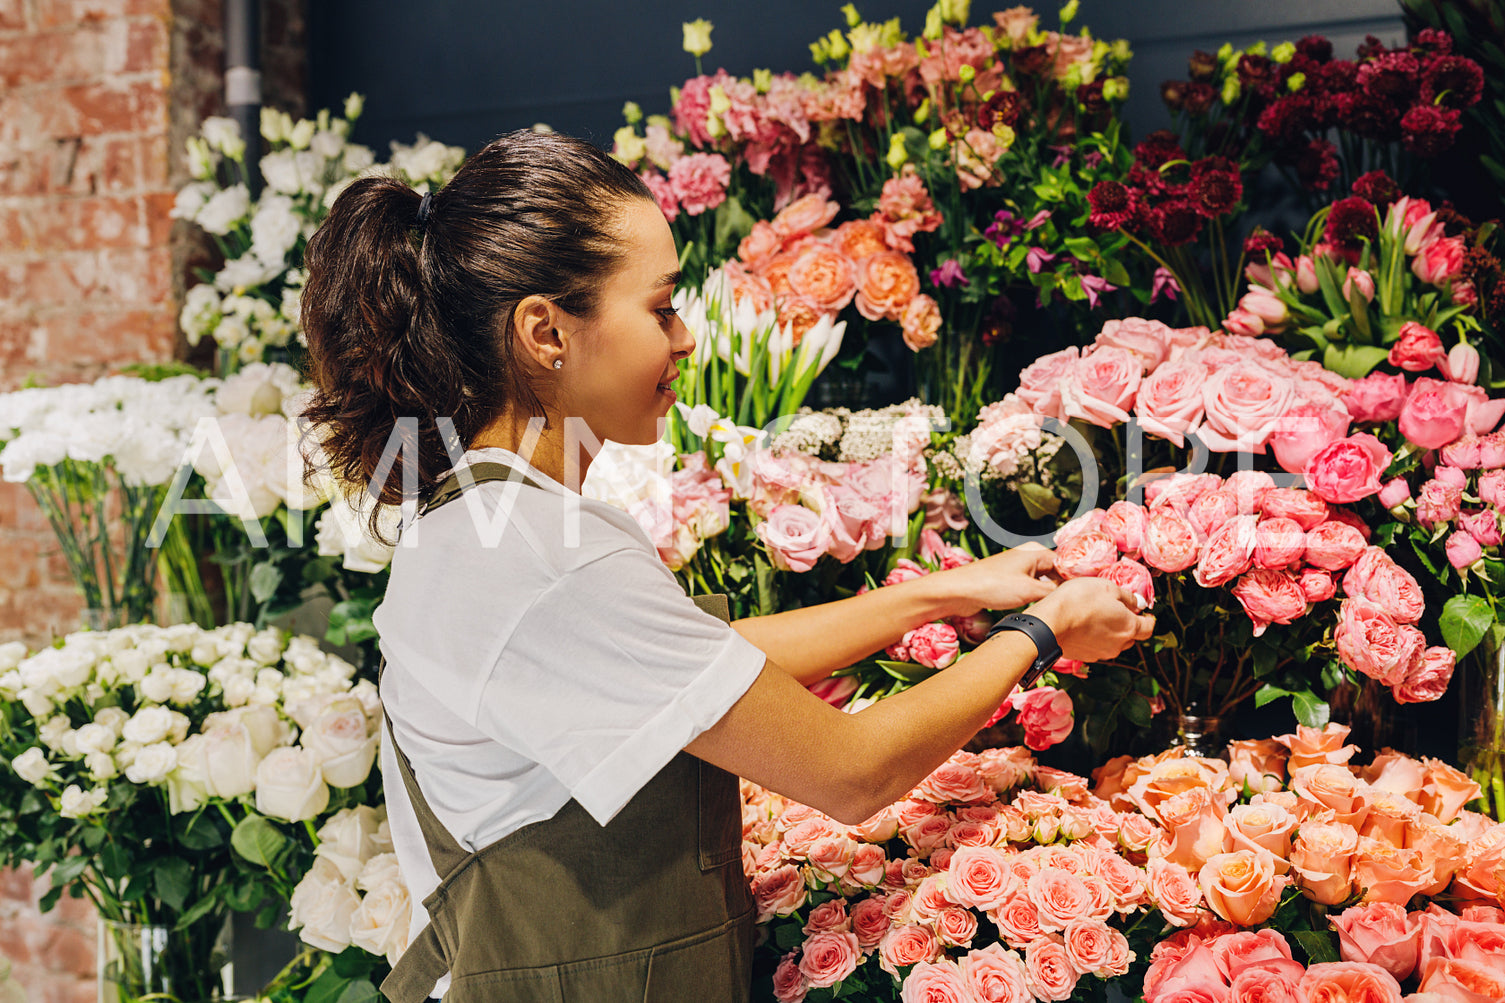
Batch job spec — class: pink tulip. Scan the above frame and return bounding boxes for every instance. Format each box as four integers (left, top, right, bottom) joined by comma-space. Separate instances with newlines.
1295, 255, 1319, 294
1440, 342, 1480, 384
1343, 267, 1376, 303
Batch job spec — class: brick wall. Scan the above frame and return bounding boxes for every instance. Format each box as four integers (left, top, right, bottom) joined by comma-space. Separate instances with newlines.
0, 0, 305, 996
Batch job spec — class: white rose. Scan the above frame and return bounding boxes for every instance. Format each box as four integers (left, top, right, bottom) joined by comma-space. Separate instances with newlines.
59, 784, 108, 819
222, 675, 256, 707
349, 679, 381, 720
73, 722, 116, 755
287, 857, 359, 953
166, 734, 208, 814
108, 649, 150, 684
18, 687, 54, 718
246, 629, 285, 666
200, 722, 261, 798
85, 751, 118, 781
121, 705, 176, 745
348, 876, 412, 965
94, 706, 130, 735
232, 704, 288, 757
254, 746, 329, 822
283, 638, 328, 676
38, 714, 72, 751
124, 742, 178, 784
302, 699, 376, 789
314, 805, 384, 881
138, 669, 175, 704
0, 671, 19, 698
216, 364, 289, 418
169, 668, 207, 705
0, 641, 26, 673
195, 184, 250, 235
12, 747, 58, 786
356, 851, 401, 892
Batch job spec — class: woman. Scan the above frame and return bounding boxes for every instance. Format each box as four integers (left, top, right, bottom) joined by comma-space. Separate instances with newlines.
300, 130, 1152, 1002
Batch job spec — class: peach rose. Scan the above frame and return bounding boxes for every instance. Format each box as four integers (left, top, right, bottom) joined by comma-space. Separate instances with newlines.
1199, 850, 1286, 926
1421, 758, 1482, 823
1406, 815, 1467, 896
1142, 509, 1201, 573
879, 923, 940, 978
1304, 519, 1368, 571
1023, 936, 1079, 1003
1194, 514, 1258, 588
1062, 919, 1119, 977
1226, 802, 1297, 862
739, 220, 783, 269
1417, 957, 1505, 1003
1027, 868, 1094, 932
1353, 836, 1432, 905
960, 942, 1031, 1003
850, 895, 890, 949
1298, 962, 1403, 1003
947, 846, 1017, 912
917, 759, 990, 805
799, 930, 860, 989
1227, 738, 1289, 793
1289, 764, 1371, 828
1229, 965, 1304, 1003
787, 245, 856, 314
772, 193, 840, 240
1291, 819, 1359, 905
856, 250, 920, 322
803, 899, 851, 936
991, 892, 1046, 949
935, 906, 979, 950
901, 293, 942, 352
1331, 901, 1420, 980
1452, 826, 1505, 905
1232, 567, 1308, 636
807, 835, 859, 883
1360, 790, 1421, 846
1277, 723, 1358, 769
1335, 597, 1424, 686
1148, 859, 1207, 927
1211, 928, 1298, 981
901, 959, 972, 1002
1154, 787, 1232, 872
753, 864, 808, 921
1144, 940, 1227, 1002
1053, 531, 1118, 579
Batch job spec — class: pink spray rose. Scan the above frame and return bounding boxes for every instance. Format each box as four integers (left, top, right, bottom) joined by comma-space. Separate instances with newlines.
757, 504, 832, 572
1446, 531, 1483, 569
1141, 509, 1200, 573
1344, 372, 1409, 423
1303, 433, 1393, 504
1008, 687, 1074, 751
1460, 508, 1502, 547
1101, 558, 1155, 610
1060, 347, 1142, 428
1415, 478, 1464, 529
1298, 568, 1337, 603
1303, 520, 1367, 571
1102, 501, 1148, 556
1393, 646, 1455, 704
798, 931, 860, 989
1053, 531, 1119, 579
1271, 404, 1351, 475
1232, 568, 1308, 636
1253, 516, 1307, 570
1377, 478, 1411, 509
1194, 514, 1258, 588
1334, 597, 1424, 686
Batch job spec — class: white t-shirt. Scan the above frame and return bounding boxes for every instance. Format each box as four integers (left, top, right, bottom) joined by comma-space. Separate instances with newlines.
372, 447, 766, 995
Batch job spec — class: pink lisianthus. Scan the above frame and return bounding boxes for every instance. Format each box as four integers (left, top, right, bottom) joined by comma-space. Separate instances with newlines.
1008, 687, 1074, 751
666, 152, 732, 216
639, 170, 679, 222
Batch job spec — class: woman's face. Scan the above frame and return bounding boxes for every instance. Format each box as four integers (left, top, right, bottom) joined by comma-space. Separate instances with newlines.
557, 197, 694, 447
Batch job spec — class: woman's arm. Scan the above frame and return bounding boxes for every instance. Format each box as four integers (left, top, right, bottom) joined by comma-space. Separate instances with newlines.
730, 544, 1059, 685
688, 577, 1153, 825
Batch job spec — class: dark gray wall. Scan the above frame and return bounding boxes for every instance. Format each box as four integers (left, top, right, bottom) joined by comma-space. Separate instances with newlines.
309, 0, 1405, 158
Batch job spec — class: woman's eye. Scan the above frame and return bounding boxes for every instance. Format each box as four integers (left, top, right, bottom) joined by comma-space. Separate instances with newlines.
656, 307, 678, 322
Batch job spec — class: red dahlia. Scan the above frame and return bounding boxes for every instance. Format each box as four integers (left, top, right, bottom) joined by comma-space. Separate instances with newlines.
1087, 181, 1138, 230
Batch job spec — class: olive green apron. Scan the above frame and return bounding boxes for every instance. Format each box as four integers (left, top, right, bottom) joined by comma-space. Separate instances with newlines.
379, 461, 755, 1002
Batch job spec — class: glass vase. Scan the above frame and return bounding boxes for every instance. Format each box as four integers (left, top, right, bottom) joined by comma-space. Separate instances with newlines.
97, 915, 233, 1003
1460, 631, 1505, 822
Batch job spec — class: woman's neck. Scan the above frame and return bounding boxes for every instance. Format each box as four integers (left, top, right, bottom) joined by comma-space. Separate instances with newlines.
468, 411, 594, 490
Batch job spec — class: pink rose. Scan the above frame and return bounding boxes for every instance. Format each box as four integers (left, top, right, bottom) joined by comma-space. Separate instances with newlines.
802, 899, 851, 935
902, 622, 960, 669
1417, 957, 1505, 1003
1345, 372, 1409, 423
1097, 317, 1174, 371
1377, 478, 1412, 509
1416, 479, 1464, 529
1400, 377, 1471, 449
1061, 346, 1142, 428
1336, 597, 1424, 686
849, 843, 888, 887
753, 864, 808, 920
1232, 569, 1307, 637
1102, 501, 1148, 556
1017, 347, 1080, 420
1442, 435, 1483, 469
850, 896, 890, 949
1343, 548, 1426, 623
934, 907, 978, 950
1027, 868, 1094, 932
947, 846, 1017, 912
1200, 363, 1297, 452
1142, 509, 1200, 572
1023, 937, 1079, 1003
1413, 234, 1466, 287
1460, 508, 1502, 546
1145, 940, 1225, 1002
1229, 965, 1303, 1003
798, 931, 860, 989
1298, 568, 1337, 602
1271, 404, 1352, 475
1102, 558, 1155, 610
1447, 530, 1483, 569
1261, 488, 1329, 530
757, 504, 831, 572
1194, 514, 1258, 588
901, 959, 972, 1003
1053, 531, 1119, 579
1190, 490, 1244, 539
960, 943, 1032, 1003
1304, 434, 1393, 504
1136, 360, 1209, 447
1389, 322, 1447, 372
1392, 646, 1455, 704
991, 893, 1046, 949
1481, 469, 1505, 507
917, 758, 989, 804
1253, 517, 1307, 570
880, 924, 940, 978
1331, 901, 1421, 980
1212, 928, 1297, 981
1008, 687, 1074, 751
666, 152, 731, 216
1147, 859, 1207, 927
1304, 520, 1368, 571
1300, 962, 1403, 1003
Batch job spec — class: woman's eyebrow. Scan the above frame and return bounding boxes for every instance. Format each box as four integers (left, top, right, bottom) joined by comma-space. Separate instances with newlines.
654, 269, 682, 289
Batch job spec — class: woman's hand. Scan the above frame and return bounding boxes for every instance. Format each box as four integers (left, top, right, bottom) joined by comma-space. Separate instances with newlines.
1028, 577, 1155, 663
934, 542, 1059, 618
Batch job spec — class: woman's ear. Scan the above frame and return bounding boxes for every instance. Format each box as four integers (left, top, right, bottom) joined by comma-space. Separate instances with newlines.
512, 295, 565, 371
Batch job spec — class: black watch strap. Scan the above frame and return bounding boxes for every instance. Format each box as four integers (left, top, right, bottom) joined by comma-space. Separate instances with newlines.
984, 612, 1062, 689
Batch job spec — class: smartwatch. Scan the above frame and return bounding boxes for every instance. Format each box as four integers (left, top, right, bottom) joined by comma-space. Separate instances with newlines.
984, 612, 1062, 690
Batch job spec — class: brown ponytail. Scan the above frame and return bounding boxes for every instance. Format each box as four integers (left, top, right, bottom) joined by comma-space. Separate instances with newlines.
299, 130, 652, 539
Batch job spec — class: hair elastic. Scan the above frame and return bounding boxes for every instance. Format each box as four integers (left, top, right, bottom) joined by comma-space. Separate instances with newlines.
416, 191, 434, 227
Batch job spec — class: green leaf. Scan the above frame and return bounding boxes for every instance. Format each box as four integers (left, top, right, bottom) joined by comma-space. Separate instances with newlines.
774, 921, 804, 950
1252, 644, 1278, 678
713, 195, 755, 254
303, 968, 351, 1003
335, 980, 381, 1003
1122, 693, 1152, 728
1440, 594, 1495, 657
1100, 257, 1131, 288
1322, 344, 1390, 379
231, 814, 287, 868
176, 813, 224, 851
1292, 689, 1330, 728
1017, 482, 1060, 519
153, 856, 192, 912
98, 841, 130, 880
1254, 684, 1289, 708
50, 854, 89, 886
877, 659, 939, 683
1292, 929, 1341, 964
249, 561, 283, 604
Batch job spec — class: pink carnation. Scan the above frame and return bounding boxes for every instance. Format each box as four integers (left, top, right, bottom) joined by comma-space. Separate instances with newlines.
667, 152, 732, 216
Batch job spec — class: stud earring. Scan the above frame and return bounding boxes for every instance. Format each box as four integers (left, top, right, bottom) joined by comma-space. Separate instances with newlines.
552, 359, 563, 370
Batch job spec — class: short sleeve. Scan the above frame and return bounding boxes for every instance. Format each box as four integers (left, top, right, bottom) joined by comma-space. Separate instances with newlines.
475, 544, 766, 826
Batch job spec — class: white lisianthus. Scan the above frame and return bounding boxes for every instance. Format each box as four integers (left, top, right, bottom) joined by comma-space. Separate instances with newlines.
185, 137, 217, 180
13, 747, 59, 786
255, 746, 329, 822
260, 107, 292, 143
314, 492, 399, 572
179, 283, 222, 345
59, 784, 109, 819
201, 116, 241, 154
171, 181, 217, 221
344, 92, 364, 120
85, 751, 118, 781
212, 255, 281, 293
0, 641, 26, 672
341, 143, 374, 174
310, 129, 345, 160
287, 118, 316, 150
288, 856, 360, 953
250, 195, 302, 266
38, 714, 72, 751
195, 184, 251, 235
123, 741, 178, 784
389, 135, 465, 184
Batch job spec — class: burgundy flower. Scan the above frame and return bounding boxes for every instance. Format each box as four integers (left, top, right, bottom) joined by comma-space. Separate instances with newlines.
1191, 159, 1242, 217
1182, 82, 1217, 116
1134, 130, 1187, 169
1356, 34, 1388, 61
979, 296, 1015, 346
1411, 28, 1454, 58
1296, 35, 1333, 63
1358, 51, 1421, 103
1077, 80, 1108, 118
930, 259, 968, 289
1351, 170, 1401, 209
1244, 228, 1284, 257
1324, 195, 1380, 252
977, 90, 1022, 130
1188, 49, 1219, 82
1236, 54, 1279, 92
1161, 80, 1188, 111
985, 209, 1024, 247
1147, 202, 1203, 246
1339, 92, 1402, 143
1012, 44, 1052, 77
1291, 138, 1339, 192
1087, 181, 1137, 230
1421, 55, 1484, 110
1257, 94, 1318, 145
1401, 104, 1463, 157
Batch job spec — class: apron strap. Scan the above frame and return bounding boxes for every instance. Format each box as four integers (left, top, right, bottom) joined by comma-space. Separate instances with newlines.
380, 919, 450, 1003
